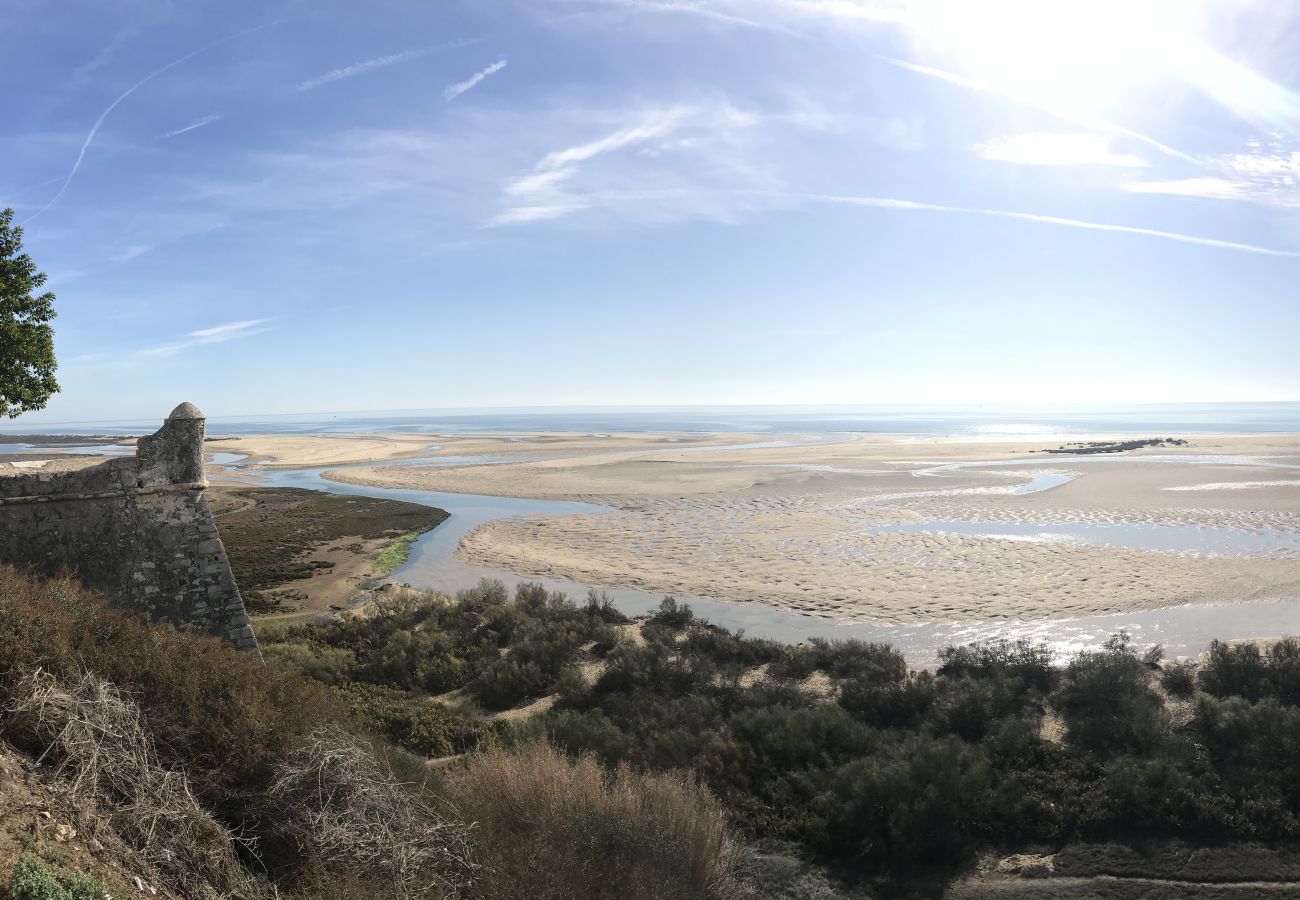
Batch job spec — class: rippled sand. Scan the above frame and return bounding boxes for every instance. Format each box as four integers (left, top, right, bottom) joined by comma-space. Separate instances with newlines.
298, 432, 1300, 623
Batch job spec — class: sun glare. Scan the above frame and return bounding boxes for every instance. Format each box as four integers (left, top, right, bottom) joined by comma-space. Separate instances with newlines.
910, 0, 1183, 114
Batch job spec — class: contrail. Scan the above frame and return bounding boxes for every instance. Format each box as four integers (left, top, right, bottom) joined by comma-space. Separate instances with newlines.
884, 57, 1199, 165
164, 113, 224, 138
444, 59, 508, 102
24, 21, 278, 225
297, 38, 481, 92
818, 194, 1299, 257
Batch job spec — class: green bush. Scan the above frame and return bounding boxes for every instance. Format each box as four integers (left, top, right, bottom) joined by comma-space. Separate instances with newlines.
938, 638, 1056, 692
1200, 640, 1271, 701
818, 735, 992, 871
262, 641, 356, 685
650, 596, 696, 629
1161, 662, 1197, 698
772, 638, 906, 682
337, 682, 490, 757
8, 855, 109, 900
1198, 638, 1300, 706
1055, 634, 1166, 757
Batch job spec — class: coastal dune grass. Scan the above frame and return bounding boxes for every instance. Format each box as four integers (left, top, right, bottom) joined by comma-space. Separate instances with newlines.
447, 740, 746, 900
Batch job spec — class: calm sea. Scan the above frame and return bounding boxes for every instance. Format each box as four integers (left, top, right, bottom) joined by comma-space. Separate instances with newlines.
4, 402, 1300, 437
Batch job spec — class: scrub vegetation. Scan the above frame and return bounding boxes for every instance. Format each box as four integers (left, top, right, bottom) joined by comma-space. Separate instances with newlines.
264, 579, 1300, 892
0, 566, 744, 899
7, 564, 1300, 897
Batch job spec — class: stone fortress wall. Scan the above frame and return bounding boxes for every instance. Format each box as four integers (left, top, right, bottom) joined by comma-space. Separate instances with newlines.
0, 403, 259, 654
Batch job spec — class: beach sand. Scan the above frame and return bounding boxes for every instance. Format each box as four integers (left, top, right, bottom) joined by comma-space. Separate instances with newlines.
231, 432, 1300, 625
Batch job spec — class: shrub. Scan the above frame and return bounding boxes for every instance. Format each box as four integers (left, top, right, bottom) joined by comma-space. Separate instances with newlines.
1054, 634, 1166, 758
1161, 662, 1197, 698
818, 734, 992, 872
651, 596, 697, 629
772, 639, 906, 683
593, 642, 717, 698
3, 668, 261, 898
1199, 640, 1271, 701
938, 639, 1055, 693
1270, 637, 1300, 705
1196, 639, 1300, 706
8, 856, 109, 900
263, 641, 356, 685
447, 741, 743, 899
584, 589, 630, 624
0, 567, 347, 876
269, 725, 476, 900
837, 672, 935, 729
338, 682, 489, 757
929, 673, 1024, 741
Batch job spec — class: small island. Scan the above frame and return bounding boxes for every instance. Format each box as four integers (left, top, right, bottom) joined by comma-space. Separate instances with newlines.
1042, 437, 1190, 454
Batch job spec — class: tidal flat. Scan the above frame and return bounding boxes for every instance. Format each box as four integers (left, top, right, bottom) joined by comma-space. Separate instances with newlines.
210, 431, 1300, 643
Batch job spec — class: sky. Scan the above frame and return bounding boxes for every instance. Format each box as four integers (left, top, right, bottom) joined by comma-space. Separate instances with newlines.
4, 0, 1300, 423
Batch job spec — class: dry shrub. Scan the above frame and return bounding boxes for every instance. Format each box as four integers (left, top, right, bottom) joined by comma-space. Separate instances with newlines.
269, 725, 475, 900
0, 567, 347, 862
448, 740, 745, 900
4, 668, 264, 900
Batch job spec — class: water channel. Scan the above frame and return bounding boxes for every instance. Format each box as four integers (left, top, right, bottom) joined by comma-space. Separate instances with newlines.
223, 447, 1300, 668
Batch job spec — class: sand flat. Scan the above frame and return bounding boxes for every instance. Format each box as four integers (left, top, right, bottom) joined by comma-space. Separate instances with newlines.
214, 430, 778, 470
239, 432, 1300, 624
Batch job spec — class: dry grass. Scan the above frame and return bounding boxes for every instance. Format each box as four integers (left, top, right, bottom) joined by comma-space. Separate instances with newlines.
448, 740, 746, 900
3, 668, 264, 900
269, 725, 476, 900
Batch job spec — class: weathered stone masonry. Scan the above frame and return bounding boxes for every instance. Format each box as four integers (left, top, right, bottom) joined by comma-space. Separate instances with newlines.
0, 403, 259, 654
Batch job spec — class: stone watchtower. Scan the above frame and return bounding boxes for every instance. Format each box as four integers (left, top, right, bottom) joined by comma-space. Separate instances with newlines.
0, 403, 259, 655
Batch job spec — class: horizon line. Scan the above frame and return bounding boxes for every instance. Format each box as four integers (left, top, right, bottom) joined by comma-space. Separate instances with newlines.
5, 398, 1300, 428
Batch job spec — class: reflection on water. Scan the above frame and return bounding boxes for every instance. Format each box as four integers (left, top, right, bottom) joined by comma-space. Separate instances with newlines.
240, 460, 1300, 669
208, 452, 249, 466
11, 443, 135, 457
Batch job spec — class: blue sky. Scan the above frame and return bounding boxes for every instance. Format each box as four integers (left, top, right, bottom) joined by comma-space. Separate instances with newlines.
5, 0, 1300, 423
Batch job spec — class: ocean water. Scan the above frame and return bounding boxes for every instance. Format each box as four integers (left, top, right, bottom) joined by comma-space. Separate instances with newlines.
4, 402, 1300, 437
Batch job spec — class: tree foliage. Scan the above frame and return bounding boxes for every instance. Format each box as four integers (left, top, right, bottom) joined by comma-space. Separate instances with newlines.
0, 207, 59, 417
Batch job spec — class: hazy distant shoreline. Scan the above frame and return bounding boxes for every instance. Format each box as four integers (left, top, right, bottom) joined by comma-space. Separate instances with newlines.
6, 401, 1300, 438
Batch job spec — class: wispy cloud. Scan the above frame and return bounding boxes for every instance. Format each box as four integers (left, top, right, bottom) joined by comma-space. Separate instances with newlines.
134, 319, 272, 359
164, 114, 224, 138
111, 245, 153, 262
1128, 139, 1300, 208
567, 0, 803, 35
490, 106, 693, 225
444, 59, 509, 102
22, 21, 279, 225
974, 132, 1148, 168
297, 43, 464, 92
885, 58, 1197, 165
1127, 177, 1248, 201
818, 194, 1299, 257
72, 28, 139, 80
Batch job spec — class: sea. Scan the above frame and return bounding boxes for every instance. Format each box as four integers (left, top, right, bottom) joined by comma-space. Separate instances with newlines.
3, 402, 1299, 437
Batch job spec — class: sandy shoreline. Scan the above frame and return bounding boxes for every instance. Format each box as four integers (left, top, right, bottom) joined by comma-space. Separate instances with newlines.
214, 432, 1300, 625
